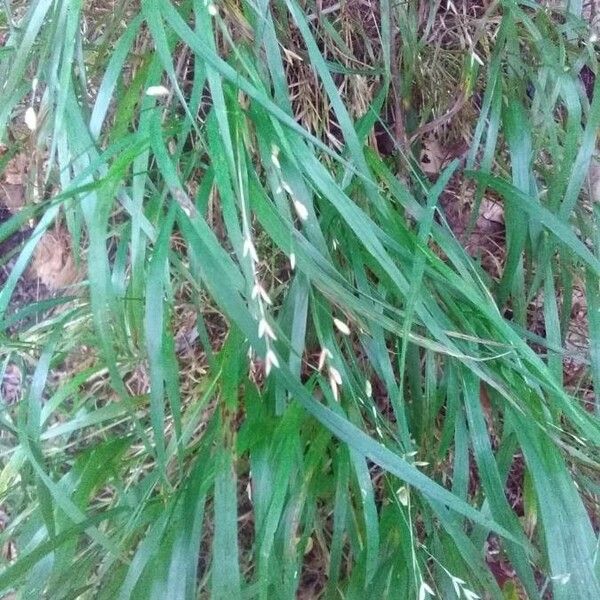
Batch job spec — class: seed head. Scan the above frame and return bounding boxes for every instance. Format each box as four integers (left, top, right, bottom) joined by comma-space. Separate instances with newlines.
24, 107, 37, 131
293, 200, 308, 221
146, 85, 170, 97
265, 349, 279, 376
333, 318, 350, 336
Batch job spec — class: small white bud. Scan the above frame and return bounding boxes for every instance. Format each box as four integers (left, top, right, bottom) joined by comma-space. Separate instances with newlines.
318, 347, 332, 371
243, 237, 259, 262
293, 200, 308, 221
451, 577, 462, 597
329, 376, 339, 401
265, 349, 279, 375
423, 582, 435, 595
333, 318, 350, 336
24, 107, 37, 131
258, 318, 277, 341
207, 3, 218, 16
365, 380, 372, 398
471, 51, 484, 67
252, 283, 272, 305
397, 486, 409, 506
271, 145, 280, 168
328, 366, 342, 386
418, 581, 435, 600
290, 253, 296, 270
146, 85, 170, 97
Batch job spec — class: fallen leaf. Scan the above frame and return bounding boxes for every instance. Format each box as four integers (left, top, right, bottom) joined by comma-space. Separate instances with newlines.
2, 153, 28, 187
1, 363, 22, 405
0, 183, 25, 214
1, 152, 28, 214
30, 227, 81, 289
420, 135, 444, 175
478, 198, 504, 225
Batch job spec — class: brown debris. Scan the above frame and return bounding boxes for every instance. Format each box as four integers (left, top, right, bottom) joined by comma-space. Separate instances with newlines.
30, 226, 81, 290
0, 363, 22, 405
125, 363, 150, 396
2, 152, 27, 187
0, 151, 28, 215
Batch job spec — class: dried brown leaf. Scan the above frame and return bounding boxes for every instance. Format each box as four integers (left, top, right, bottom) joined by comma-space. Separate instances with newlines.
30, 227, 81, 289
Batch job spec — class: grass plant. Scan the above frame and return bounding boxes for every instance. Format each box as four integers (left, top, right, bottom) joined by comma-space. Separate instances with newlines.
0, 1, 600, 598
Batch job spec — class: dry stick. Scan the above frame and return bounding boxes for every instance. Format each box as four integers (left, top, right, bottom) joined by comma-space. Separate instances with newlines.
409, 92, 468, 145
390, 30, 408, 153
307, 2, 342, 22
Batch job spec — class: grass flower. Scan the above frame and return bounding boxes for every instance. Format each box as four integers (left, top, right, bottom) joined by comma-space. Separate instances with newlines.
146, 85, 170, 97
333, 318, 350, 335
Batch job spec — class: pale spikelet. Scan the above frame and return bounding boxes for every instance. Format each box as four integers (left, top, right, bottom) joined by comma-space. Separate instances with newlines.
24, 107, 37, 131
290, 252, 296, 271
396, 486, 409, 506
243, 237, 259, 262
271, 144, 281, 168
462, 590, 479, 600
318, 350, 326, 371
450, 576, 466, 597
418, 581, 435, 600
333, 318, 350, 336
207, 2, 218, 16
329, 366, 342, 386
258, 286, 272, 305
471, 51, 484, 67
258, 318, 277, 341
329, 376, 339, 401
293, 200, 308, 221
265, 349, 279, 375
252, 283, 272, 305
318, 347, 332, 371
146, 85, 170, 97
365, 380, 372, 398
